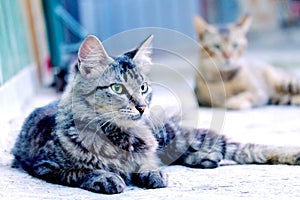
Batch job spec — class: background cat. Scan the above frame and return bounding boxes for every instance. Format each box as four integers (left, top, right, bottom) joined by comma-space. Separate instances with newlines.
194, 15, 300, 109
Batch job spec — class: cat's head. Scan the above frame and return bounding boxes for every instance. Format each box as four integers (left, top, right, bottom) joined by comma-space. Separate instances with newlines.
194, 15, 252, 71
71, 35, 153, 126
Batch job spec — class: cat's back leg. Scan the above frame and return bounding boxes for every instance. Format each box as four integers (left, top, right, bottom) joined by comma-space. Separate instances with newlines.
270, 77, 300, 105
12, 100, 126, 194
12, 101, 59, 170
156, 118, 224, 169
268, 67, 300, 105
269, 94, 300, 105
29, 158, 126, 194
174, 129, 225, 169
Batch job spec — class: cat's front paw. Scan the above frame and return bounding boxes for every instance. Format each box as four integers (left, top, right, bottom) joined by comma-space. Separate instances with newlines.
226, 99, 252, 110
226, 92, 254, 110
133, 170, 168, 189
81, 171, 126, 194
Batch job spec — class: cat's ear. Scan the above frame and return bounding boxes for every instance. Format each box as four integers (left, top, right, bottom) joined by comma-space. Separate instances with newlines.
194, 16, 208, 40
235, 15, 253, 33
78, 35, 114, 77
132, 35, 154, 66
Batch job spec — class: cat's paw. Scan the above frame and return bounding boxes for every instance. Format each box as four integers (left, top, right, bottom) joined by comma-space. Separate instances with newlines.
183, 152, 222, 169
226, 99, 252, 110
81, 171, 126, 194
133, 170, 168, 189
226, 92, 254, 110
195, 158, 220, 169
32, 160, 60, 179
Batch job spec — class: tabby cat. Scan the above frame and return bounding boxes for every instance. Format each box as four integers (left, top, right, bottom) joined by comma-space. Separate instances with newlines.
194, 15, 300, 109
12, 35, 300, 194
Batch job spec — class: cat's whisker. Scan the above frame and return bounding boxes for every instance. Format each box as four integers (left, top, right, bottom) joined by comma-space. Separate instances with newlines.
78, 112, 89, 120
98, 118, 115, 129
78, 111, 115, 121
96, 111, 119, 119
74, 112, 120, 135
146, 114, 165, 133
77, 117, 99, 134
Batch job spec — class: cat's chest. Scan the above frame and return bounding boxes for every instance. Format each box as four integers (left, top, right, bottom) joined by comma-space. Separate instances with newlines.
76, 124, 156, 160
59, 118, 158, 168
224, 76, 248, 95
103, 128, 151, 153
82, 126, 158, 171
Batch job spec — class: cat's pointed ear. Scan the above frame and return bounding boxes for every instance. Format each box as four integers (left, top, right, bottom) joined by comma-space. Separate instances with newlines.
236, 15, 253, 33
78, 35, 114, 77
194, 16, 208, 39
132, 35, 154, 66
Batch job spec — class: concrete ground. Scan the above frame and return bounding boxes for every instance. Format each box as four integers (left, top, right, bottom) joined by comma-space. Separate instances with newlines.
1, 30, 300, 199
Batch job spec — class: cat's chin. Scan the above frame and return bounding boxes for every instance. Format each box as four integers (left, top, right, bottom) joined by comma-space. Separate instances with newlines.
131, 115, 143, 121
219, 66, 240, 72
218, 62, 241, 72
114, 116, 143, 127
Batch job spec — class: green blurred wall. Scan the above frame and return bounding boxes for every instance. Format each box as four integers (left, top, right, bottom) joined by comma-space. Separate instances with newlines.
0, 0, 33, 86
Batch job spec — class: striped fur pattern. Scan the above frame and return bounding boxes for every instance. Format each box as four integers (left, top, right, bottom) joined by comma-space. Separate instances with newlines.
12, 35, 300, 194
194, 15, 300, 109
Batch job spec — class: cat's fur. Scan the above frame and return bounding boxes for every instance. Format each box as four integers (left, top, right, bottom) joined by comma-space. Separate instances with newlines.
194, 15, 300, 109
12, 35, 300, 194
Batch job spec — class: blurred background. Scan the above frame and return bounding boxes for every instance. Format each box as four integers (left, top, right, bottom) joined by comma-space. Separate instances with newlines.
1, 0, 300, 120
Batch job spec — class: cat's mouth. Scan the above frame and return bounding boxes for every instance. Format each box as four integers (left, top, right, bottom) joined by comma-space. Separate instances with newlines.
218, 63, 240, 73
219, 60, 242, 71
119, 108, 144, 121
219, 66, 240, 72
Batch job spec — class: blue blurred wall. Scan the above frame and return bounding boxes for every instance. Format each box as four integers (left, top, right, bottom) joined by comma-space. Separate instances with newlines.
45, 0, 240, 68
78, 0, 202, 41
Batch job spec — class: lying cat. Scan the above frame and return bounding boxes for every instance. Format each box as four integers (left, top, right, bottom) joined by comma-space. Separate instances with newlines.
194, 15, 300, 109
12, 35, 300, 194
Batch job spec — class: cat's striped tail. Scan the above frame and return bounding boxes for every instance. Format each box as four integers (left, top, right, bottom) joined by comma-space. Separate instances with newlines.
224, 141, 300, 165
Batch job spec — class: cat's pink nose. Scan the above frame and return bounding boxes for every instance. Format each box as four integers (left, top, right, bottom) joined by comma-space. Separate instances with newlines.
222, 52, 231, 60
135, 105, 146, 115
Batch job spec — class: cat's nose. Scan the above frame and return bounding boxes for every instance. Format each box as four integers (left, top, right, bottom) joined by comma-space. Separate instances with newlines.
222, 52, 231, 60
135, 104, 146, 115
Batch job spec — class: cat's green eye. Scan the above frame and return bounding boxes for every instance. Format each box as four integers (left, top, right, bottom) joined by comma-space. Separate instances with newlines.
213, 44, 221, 50
140, 82, 148, 94
111, 84, 124, 94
